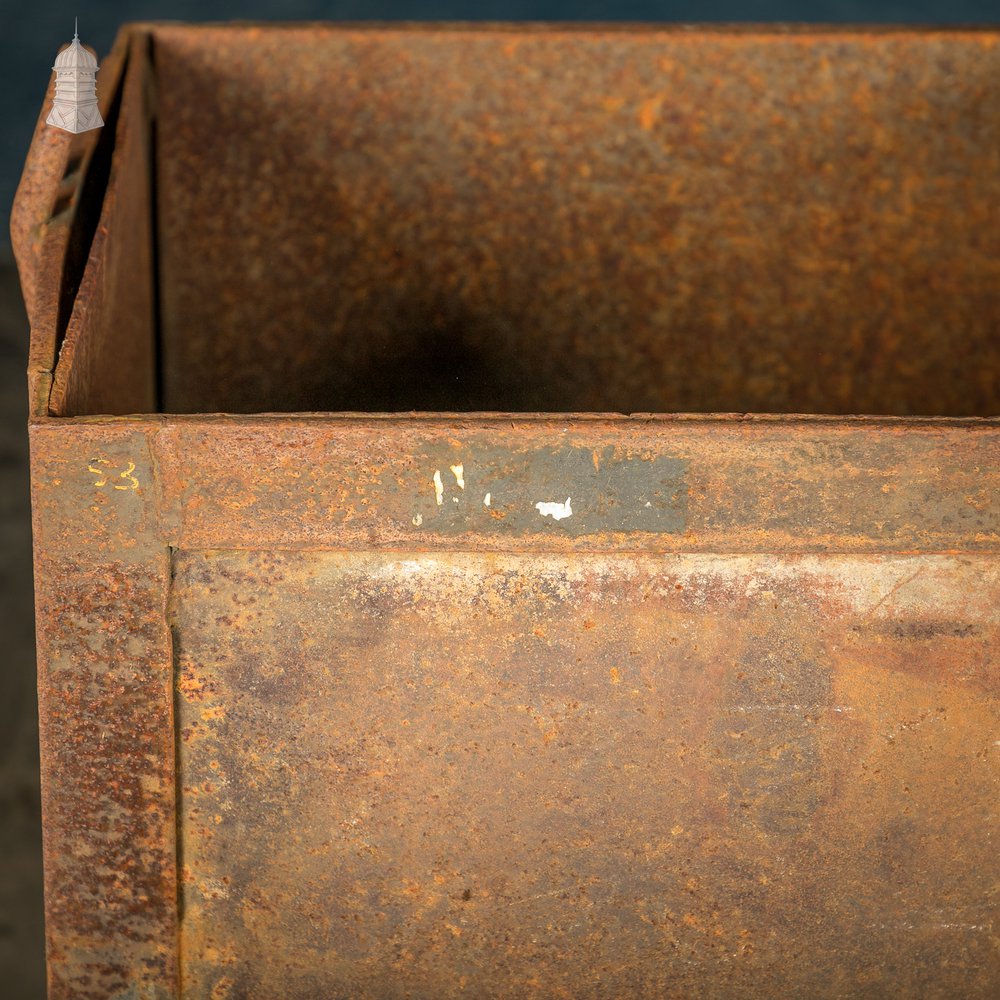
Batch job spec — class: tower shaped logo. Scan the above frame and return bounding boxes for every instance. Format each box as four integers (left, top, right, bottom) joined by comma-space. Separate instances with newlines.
46, 21, 104, 134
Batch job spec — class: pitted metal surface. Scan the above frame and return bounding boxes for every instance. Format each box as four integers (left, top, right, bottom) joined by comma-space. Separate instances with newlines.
171, 550, 1000, 999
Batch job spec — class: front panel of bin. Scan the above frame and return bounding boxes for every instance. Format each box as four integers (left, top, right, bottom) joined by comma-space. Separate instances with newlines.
156, 421, 1000, 1000
27, 416, 1000, 1000
171, 550, 1000, 999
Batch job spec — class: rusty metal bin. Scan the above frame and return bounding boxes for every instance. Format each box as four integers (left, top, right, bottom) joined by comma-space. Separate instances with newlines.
12, 23, 1000, 999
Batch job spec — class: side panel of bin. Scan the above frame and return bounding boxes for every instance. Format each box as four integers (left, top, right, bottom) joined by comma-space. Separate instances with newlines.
31, 422, 177, 1000
23, 29, 177, 1000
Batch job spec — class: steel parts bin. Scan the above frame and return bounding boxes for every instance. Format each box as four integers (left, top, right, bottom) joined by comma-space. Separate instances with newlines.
12, 23, 1000, 1000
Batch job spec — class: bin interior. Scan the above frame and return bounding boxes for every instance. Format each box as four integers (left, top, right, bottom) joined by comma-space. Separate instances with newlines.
64, 26, 1000, 416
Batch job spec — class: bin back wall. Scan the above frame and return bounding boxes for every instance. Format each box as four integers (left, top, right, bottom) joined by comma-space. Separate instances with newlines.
154, 27, 1000, 416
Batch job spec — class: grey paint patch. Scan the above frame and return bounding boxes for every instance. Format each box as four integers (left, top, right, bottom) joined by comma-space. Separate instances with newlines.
408, 445, 687, 535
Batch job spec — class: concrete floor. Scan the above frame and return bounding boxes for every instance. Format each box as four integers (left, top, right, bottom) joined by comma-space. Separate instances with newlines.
0, 260, 46, 997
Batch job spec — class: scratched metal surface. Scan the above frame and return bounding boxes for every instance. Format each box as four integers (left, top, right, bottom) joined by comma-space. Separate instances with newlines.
172, 549, 1000, 999
150, 416, 1000, 552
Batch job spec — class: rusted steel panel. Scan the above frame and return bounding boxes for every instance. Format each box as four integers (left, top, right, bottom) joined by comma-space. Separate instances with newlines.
153, 26, 1000, 416
28, 411, 1000, 998
149, 416, 1000, 553
30, 423, 177, 1000
12, 31, 129, 417
171, 549, 1000, 999
48, 32, 158, 418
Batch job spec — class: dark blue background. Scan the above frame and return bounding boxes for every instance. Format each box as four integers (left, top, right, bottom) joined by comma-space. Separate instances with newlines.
4, 1, 999, 257
1, 4, 998, 996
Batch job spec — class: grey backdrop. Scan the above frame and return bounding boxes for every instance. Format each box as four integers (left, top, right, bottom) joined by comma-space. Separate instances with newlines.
2, 3, 997, 998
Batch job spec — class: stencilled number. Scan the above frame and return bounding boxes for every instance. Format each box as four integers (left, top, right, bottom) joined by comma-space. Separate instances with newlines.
88, 458, 139, 491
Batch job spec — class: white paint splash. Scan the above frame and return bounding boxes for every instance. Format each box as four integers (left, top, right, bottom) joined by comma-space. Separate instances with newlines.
433, 470, 444, 506
484, 492, 492, 507
535, 497, 573, 521
450, 463, 465, 490
412, 514, 423, 526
